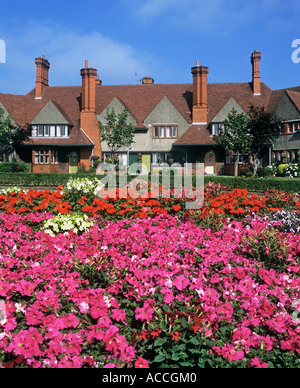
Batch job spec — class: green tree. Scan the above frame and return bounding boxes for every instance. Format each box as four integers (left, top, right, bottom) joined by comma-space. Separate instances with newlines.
247, 105, 283, 175
213, 108, 252, 177
0, 108, 29, 160
99, 109, 135, 160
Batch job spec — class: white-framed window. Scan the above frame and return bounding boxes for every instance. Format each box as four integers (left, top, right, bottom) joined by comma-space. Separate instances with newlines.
152, 153, 159, 164
34, 150, 49, 164
51, 149, 58, 164
211, 123, 224, 137
31, 124, 70, 138
50, 125, 56, 137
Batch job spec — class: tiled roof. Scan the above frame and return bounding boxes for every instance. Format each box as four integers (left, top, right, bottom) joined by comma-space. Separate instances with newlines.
173, 124, 216, 146
95, 83, 193, 125
175, 82, 273, 145
285, 90, 300, 112
1, 79, 300, 147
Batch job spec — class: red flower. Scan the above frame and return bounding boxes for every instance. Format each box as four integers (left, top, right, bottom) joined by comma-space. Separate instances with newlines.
171, 204, 181, 212
171, 332, 181, 341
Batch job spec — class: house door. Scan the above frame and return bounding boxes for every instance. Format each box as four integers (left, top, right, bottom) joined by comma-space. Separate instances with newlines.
205, 151, 215, 175
142, 154, 151, 174
69, 152, 78, 174
129, 153, 139, 174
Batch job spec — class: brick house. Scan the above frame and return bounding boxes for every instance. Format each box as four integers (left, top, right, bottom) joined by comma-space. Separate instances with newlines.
0, 51, 299, 174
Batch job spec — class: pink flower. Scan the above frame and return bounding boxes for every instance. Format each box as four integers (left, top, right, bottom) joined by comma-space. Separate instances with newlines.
134, 357, 149, 368
135, 301, 154, 322
78, 301, 89, 314
61, 313, 79, 329
111, 309, 126, 322
26, 308, 44, 326
250, 358, 269, 368
90, 297, 108, 320
173, 275, 190, 291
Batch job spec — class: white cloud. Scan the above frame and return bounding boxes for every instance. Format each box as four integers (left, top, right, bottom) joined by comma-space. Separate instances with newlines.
123, 0, 290, 35
1, 20, 154, 94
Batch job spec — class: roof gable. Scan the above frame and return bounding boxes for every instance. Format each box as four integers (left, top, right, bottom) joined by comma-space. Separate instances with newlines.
144, 95, 189, 125
212, 97, 247, 122
273, 91, 300, 121
0, 100, 16, 126
97, 96, 137, 126
31, 100, 71, 125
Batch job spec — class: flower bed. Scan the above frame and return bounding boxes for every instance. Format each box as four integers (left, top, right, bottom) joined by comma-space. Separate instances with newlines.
0, 181, 299, 368
0, 181, 299, 221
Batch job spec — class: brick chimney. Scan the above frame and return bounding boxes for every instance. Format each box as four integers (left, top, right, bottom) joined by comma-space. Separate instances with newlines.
191, 61, 209, 124
142, 76, 154, 84
35, 56, 50, 99
251, 50, 261, 96
80, 60, 102, 163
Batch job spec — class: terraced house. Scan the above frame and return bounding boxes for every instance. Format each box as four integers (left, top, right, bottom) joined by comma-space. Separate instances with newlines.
0, 51, 300, 174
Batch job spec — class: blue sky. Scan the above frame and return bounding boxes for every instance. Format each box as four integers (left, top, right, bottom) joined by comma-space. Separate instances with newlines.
0, 0, 300, 94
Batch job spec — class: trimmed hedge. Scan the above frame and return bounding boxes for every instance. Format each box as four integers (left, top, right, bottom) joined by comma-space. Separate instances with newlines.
0, 172, 299, 193
204, 176, 300, 193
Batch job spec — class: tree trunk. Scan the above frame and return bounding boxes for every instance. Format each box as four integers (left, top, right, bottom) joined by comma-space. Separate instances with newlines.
234, 152, 239, 177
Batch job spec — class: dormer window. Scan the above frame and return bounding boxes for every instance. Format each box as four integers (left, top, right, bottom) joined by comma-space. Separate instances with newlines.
210, 123, 224, 137
31, 124, 70, 138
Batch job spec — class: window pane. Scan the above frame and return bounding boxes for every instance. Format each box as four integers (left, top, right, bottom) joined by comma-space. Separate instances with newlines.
160, 126, 165, 138
152, 153, 158, 164
50, 125, 56, 137
40, 152, 44, 164
154, 127, 159, 137
38, 125, 43, 137
44, 125, 50, 136
166, 126, 171, 138
32, 126, 37, 137
34, 151, 39, 164
63, 125, 69, 137
172, 126, 177, 137
56, 125, 61, 137
45, 151, 49, 164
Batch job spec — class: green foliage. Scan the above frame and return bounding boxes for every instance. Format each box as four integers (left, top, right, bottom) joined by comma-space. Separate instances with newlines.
99, 109, 135, 154
0, 108, 30, 157
0, 161, 29, 173
248, 105, 283, 160
213, 108, 252, 154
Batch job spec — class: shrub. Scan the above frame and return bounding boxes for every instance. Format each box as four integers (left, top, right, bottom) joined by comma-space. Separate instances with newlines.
239, 166, 253, 177
285, 163, 300, 178
0, 162, 29, 173
256, 167, 267, 177
277, 164, 287, 177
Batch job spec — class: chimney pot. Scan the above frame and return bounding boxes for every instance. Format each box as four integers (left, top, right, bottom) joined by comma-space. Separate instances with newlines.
142, 76, 154, 84
95, 74, 102, 85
